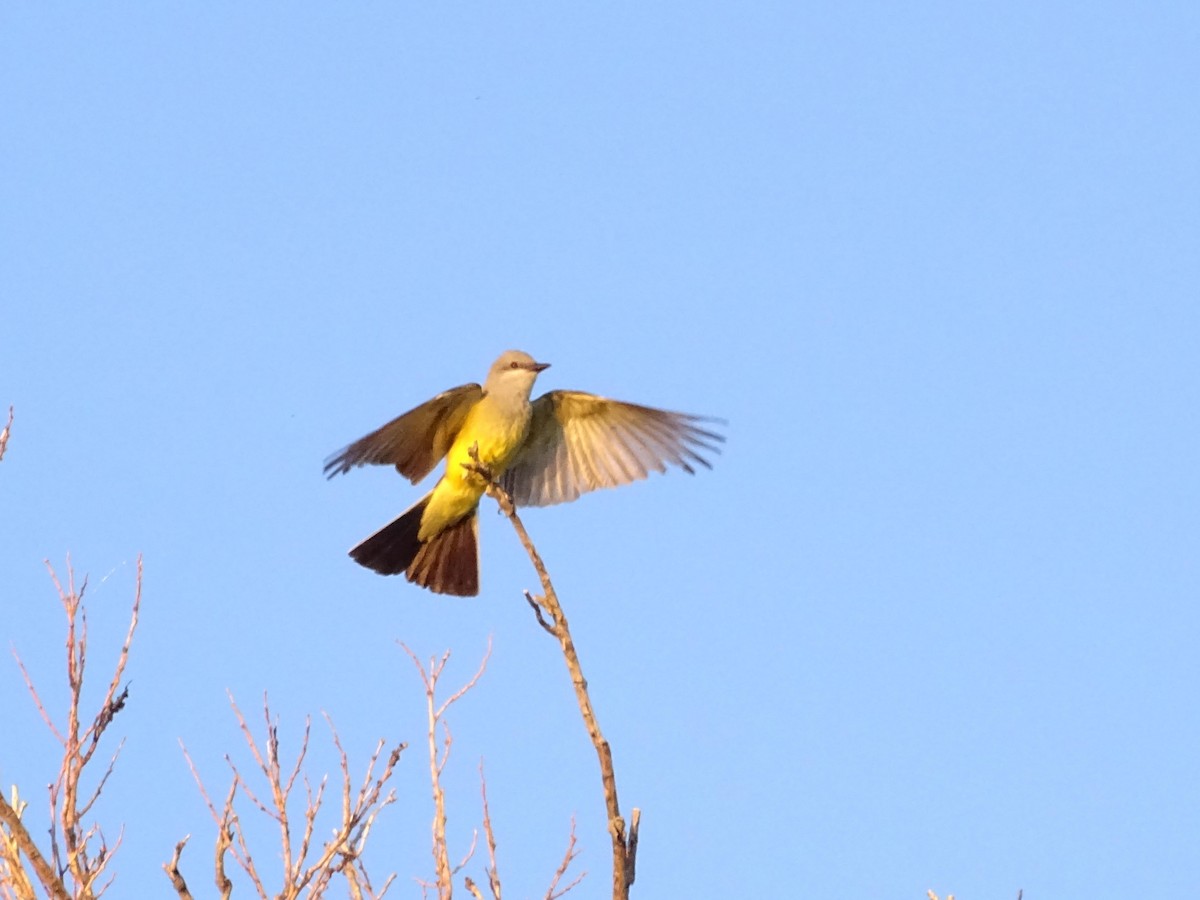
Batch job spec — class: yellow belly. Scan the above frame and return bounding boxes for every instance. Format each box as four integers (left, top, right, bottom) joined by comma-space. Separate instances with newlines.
418, 398, 530, 540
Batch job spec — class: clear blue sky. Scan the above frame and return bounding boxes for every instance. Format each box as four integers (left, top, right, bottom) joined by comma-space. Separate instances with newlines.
3, 3, 1199, 897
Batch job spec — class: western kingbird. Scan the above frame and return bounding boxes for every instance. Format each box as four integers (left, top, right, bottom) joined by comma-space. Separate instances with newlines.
325, 350, 724, 596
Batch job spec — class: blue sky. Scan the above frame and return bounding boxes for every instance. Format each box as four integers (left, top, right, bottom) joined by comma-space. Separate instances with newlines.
3, 3, 1199, 897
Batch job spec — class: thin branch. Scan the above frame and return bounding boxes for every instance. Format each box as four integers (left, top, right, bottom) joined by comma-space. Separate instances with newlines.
451, 830, 478, 876
0, 405, 12, 462
436, 644, 493, 721
401, 646, 454, 900
466, 450, 640, 900
10, 651, 64, 750
91, 560, 140, 755
522, 591, 555, 636
5, 557, 142, 900
75, 739, 125, 821
0, 793, 69, 900
624, 808, 639, 889
401, 640, 492, 900
291, 718, 403, 898
478, 761, 501, 900
178, 700, 402, 900
212, 789, 235, 900
162, 837, 195, 900
544, 816, 585, 900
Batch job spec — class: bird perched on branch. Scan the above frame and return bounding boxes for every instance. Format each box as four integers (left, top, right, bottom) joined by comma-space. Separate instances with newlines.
325, 350, 724, 596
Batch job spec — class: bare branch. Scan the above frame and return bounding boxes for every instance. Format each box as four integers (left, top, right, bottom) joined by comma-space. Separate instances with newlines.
4, 557, 141, 900
10, 650, 64, 746
624, 808, 640, 888
0, 405, 12, 462
436, 642, 493, 721
472, 462, 640, 900
451, 830, 478, 876
180, 699, 402, 900
162, 837, 195, 900
401, 641, 492, 900
75, 739, 125, 821
0, 792, 68, 900
544, 816, 585, 900
88, 558, 140, 759
213, 790, 236, 900
478, 761, 501, 900
522, 591, 555, 636
402, 646, 453, 900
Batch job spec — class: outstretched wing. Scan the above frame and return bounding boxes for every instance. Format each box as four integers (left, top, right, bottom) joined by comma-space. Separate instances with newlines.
324, 383, 483, 484
499, 390, 724, 507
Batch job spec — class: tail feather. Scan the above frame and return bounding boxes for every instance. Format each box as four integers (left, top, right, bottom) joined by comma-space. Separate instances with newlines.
348, 494, 480, 596
409, 513, 479, 596
349, 495, 428, 576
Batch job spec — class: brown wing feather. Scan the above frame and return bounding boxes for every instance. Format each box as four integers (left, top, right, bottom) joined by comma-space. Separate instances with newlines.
499, 390, 724, 507
324, 383, 483, 484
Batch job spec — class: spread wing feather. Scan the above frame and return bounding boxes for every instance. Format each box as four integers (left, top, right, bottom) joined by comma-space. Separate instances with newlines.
324, 383, 483, 484
499, 390, 724, 507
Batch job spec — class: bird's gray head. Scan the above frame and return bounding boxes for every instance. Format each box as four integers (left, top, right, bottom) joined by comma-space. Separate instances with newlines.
483, 350, 551, 397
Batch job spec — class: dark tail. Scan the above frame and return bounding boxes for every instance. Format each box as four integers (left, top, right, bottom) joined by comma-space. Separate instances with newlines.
349, 494, 480, 596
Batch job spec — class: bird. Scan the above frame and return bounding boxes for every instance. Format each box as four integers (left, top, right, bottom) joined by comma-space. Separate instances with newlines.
324, 350, 724, 596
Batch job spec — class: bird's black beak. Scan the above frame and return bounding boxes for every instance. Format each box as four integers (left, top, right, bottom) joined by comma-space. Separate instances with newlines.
531, 361, 551, 373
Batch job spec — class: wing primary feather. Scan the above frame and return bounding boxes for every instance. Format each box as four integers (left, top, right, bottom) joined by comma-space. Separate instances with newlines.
632, 416, 695, 471
498, 391, 724, 507
615, 419, 671, 476
324, 383, 482, 484
568, 417, 607, 493
602, 422, 650, 483
590, 420, 625, 486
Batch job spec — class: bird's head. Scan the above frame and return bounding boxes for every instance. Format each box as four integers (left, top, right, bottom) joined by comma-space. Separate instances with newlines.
484, 350, 550, 397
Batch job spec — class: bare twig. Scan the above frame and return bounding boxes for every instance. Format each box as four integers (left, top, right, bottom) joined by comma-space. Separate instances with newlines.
0, 791, 68, 900
451, 829, 479, 878
0, 406, 12, 462
478, 762, 501, 900
163, 837, 195, 900
544, 816, 585, 900
50, 556, 138, 900
178, 749, 239, 900
465, 449, 639, 900
2, 556, 141, 900
177, 697, 403, 900
401, 640, 493, 900
522, 591, 555, 635
212, 787, 235, 900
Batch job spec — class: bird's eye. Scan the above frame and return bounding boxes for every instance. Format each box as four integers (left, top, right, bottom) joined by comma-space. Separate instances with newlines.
510, 361, 519, 369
